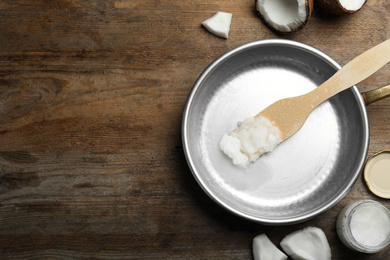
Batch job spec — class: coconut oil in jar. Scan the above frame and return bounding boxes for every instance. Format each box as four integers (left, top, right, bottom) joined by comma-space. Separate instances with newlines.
336, 200, 390, 253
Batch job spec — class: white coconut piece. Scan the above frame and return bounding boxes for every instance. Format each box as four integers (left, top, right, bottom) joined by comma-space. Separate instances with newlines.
280, 227, 331, 260
317, 0, 366, 14
201, 11, 232, 39
340, 0, 365, 11
253, 234, 288, 260
255, 0, 313, 33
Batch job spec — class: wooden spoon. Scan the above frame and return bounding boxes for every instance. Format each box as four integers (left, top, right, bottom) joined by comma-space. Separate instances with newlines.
255, 38, 390, 141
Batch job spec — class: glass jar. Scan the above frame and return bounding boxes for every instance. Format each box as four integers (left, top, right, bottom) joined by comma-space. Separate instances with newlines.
336, 200, 390, 253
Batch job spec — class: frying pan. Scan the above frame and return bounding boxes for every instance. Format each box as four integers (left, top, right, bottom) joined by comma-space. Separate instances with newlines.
182, 39, 390, 225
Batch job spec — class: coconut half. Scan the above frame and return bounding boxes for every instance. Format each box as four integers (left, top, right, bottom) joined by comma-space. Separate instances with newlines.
255, 0, 313, 33
317, 0, 367, 15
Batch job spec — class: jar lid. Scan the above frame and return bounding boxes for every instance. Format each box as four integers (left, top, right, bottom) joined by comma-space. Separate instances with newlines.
364, 150, 390, 199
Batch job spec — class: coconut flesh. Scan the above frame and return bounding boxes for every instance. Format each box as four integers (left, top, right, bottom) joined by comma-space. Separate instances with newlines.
317, 0, 366, 14
256, 0, 313, 33
253, 234, 287, 260
253, 227, 331, 260
202, 12, 233, 39
339, 0, 366, 11
280, 227, 332, 260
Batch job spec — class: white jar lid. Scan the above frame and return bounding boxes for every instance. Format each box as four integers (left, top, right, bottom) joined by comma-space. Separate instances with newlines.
364, 150, 390, 198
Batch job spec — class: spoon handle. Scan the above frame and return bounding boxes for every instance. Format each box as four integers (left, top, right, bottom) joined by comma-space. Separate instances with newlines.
254, 38, 390, 141
311, 38, 390, 107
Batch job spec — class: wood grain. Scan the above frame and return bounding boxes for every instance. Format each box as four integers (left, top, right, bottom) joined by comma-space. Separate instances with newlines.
1, 0, 390, 259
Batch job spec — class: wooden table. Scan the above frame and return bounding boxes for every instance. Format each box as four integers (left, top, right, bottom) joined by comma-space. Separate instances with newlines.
1, 1, 390, 259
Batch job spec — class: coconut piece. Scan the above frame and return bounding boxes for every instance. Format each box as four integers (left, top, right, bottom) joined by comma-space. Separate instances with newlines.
255, 0, 313, 33
280, 227, 331, 260
317, 0, 367, 15
202, 12, 232, 39
253, 234, 288, 260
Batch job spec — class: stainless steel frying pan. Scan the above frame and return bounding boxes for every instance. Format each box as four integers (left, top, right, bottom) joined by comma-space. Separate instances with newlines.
182, 39, 390, 225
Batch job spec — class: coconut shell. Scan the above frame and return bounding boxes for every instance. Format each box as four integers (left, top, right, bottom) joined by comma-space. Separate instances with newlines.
316, 0, 367, 15
255, 0, 314, 33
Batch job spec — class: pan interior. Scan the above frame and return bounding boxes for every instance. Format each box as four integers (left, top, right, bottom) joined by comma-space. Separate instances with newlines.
183, 40, 368, 224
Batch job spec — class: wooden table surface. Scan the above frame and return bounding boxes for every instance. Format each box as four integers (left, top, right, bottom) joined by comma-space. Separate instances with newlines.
1, 0, 390, 259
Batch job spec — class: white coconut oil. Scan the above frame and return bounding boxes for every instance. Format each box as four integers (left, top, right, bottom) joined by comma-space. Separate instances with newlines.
219, 116, 282, 168
336, 200, 390, 253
